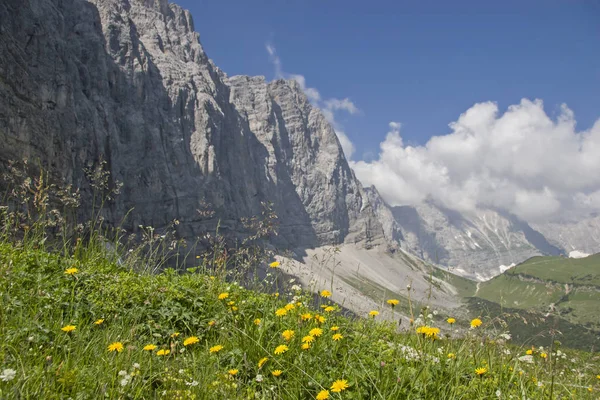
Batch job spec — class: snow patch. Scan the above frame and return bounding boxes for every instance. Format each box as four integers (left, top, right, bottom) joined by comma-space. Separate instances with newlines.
499, 263, 516, 274
569, 250, 590, 259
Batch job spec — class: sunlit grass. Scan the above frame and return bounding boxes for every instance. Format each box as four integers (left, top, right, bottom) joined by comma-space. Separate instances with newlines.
0, 240, 599, 399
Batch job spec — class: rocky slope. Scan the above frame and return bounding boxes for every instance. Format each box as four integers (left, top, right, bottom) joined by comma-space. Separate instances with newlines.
365, 186, 566, 280
531, 215, 600, 257
0, 0, 383, 250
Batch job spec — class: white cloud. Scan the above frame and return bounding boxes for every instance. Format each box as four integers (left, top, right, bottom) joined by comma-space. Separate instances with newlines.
265, 43, 358, 158
324, 98, 359, 115
352, 100, 600, 222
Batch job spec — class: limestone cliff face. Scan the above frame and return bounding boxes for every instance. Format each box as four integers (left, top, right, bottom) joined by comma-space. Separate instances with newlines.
0, 0, 383, 248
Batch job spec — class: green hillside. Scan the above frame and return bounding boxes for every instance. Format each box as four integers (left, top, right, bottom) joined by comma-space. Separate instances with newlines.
475, 254, 600, 330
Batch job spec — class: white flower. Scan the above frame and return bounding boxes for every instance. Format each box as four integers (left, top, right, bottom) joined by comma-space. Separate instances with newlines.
118, 370, 128, 376
503, 349, 511, 355
132, 363, 140, 369
291, 285, 301, 292
186, 380, 199, 387
499, 333, 511, 341
120, 378, 129, 387
255, 374, 263, 382
433, 310, 438, 316
518, 355, 534, 364
496, 389, 502, 398
0, 369, 16, 382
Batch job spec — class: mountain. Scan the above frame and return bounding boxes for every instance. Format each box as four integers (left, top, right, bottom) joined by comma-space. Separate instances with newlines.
1, 0, 599, 292
531, 215, 600, 257
0, 0, 383, 250
365, 186, 567, 280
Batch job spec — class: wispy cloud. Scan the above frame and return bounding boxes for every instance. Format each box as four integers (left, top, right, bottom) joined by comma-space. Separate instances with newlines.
265, 43, 358, 158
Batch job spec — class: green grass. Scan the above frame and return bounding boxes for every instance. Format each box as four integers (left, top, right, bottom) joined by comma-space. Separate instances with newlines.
506, 254, 600, 286
474, 254, 600, 330
1, 241, 600, 399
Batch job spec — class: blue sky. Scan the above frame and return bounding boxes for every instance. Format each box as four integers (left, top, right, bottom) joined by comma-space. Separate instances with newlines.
180, 0, 599, 162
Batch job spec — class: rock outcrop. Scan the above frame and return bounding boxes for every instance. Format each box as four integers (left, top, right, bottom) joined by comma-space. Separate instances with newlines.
0, 0, 384, 249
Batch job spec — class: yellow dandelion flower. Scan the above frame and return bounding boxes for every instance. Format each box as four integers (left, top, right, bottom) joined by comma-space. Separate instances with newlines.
330, 326, 340, 331
275, 308, 288, 317
108, 342, 124, 353
309, 328, 323, 337
316, 390, 330, 400
315, 315, 326, 324
254, 318, 261, 325
540, 352, 548, 359
94, 319, 104, 325
369, 310, 379, 317
301, 313, 312, 321
324, 306, 335, 313
301, 343, 311, 350
475, 367, 487, 376
284, 303, 295, 311
302, 335, 315, 343
258, 357, 268, 368
218, 292, 229, 300
170, 332, 180, 338
64, 268, 78, 275
208, 320, 216, 326
470, 318, 482, 328
282, 330, 295, 341
416, 326, 440, 339
332, 333, 343, 341
274, 345, 289, 355
228, 369, 238, 376
386, 299, 400, 307
320, 290, 332, 298
447, 317, 456, 324
271, 370, 283, 377
156, 349, 170, 356
227, 301, 235, 306
526, 349, 533, 355
597, 375, 600, 380
183, 336, 199, 346
209, 344, 224, 353
61, 325, 76, 333
269, 261, 280, 268
330, 379, 349, 393
143, 344, 157, 351
447, 353, 455, 359
231, 306, 238, 311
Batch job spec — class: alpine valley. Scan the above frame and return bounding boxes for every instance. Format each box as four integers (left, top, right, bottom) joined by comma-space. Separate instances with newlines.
1, 0, 599, 349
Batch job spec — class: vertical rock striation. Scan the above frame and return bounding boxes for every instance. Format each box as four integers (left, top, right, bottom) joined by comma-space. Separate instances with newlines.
0, 0, 384, 249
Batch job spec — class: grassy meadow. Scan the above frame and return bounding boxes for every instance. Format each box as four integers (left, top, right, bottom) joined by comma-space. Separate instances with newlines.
0, 165, 599, 399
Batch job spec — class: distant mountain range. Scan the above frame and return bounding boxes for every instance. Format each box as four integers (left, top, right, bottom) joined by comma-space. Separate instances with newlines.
366, 186, 600, 280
